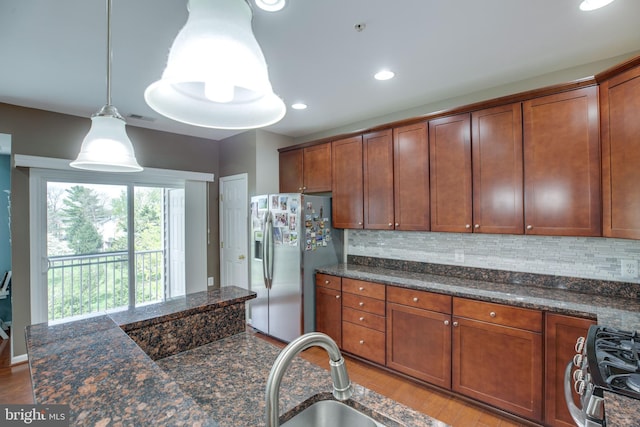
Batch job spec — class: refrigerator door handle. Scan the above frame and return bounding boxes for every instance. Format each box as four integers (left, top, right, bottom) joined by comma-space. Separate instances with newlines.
266, 211, 275, 289
262, 211, 270, 289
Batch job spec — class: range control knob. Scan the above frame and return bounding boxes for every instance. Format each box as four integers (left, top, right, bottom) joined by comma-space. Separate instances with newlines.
574, 380, 586, 395
575, 336, 586, 353
573, 353, 584, 367
573, 369, 584, 382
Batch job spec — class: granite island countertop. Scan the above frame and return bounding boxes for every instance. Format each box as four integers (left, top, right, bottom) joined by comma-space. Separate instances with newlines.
27, 285, 448, 427
317, 259, 640, 427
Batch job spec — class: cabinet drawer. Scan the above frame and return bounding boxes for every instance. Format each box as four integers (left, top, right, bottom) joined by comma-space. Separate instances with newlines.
316, 273, 341, 291
453, 297, 542, 332
342, 292, 386, 316
343, 306, 385, 332
342, 278, 385, 300
342, 321, 386, 365
387, 286, 451, 314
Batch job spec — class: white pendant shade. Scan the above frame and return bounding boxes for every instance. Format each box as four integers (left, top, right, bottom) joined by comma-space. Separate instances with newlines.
71, 0, 143, 173
70, 111, 143, 172
579, 0, 615, 10
144, 0, 286, 129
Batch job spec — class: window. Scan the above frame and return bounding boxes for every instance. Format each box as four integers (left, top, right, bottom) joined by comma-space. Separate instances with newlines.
20, 155, 213, 325
46, 182, 182, 322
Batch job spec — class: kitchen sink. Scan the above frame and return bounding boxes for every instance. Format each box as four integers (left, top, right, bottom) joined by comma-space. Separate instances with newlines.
282, 400, 387, 427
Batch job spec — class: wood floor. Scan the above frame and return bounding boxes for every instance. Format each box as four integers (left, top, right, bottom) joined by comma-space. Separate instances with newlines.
0, 328, 530, 426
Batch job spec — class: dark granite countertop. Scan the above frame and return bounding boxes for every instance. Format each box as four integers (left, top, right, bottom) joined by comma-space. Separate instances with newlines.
316, 260, 640, 427
316, 263, 640, 332
157, 331, 448, 427
110, 285, 256, 332
26, 285, 447, 426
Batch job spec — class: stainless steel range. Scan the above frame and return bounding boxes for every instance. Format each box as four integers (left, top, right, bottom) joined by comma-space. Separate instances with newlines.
566, 325, 640, 426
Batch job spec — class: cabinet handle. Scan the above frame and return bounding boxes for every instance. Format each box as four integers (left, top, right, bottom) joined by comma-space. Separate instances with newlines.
465, 224, 471, 229
489, 311, 496, 318
359, 286, 364, 291
358, 222, 363, 226
325, 280, 330, 284
474, 224, 480, 229
359, 302, 364, 307
395, 223, 399, 227
359, 340, 365, 345
412, 297, 419, 302
453, 321, 459, 327
388, 223, 393, 227
444, 320, 450, 326
359, 317, 364, 322
303, 186, 307, 190
526, 225, 533, 230
298, 187, 303, 192
335, 295, 340, 299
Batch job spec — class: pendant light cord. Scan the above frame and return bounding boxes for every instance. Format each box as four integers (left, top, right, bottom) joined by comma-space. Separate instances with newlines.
106, 0, 112, 107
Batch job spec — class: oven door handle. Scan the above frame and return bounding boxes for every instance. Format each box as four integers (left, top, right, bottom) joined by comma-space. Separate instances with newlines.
564, 361, 586, 427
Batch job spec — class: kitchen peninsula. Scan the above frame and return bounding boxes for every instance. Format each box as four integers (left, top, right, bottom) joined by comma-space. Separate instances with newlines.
26, 285, 446, 427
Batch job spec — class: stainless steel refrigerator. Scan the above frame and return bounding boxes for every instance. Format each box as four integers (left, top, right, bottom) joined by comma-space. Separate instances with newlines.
250, 194, 343, 342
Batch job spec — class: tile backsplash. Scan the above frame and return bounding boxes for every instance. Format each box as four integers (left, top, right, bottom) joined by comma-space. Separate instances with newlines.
347, 230, 640, 284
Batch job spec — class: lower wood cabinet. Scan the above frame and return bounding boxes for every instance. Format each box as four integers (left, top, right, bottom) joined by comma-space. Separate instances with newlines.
340, 278, 386, 365
544, 313, 596, 427
452, 298, 543, 421
316, 277, 596, 425
386, 287, 452, 388
315, 273, 342, 347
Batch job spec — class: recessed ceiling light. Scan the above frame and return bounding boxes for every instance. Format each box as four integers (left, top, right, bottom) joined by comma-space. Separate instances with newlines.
374, 70, 395, 81
291, 103, 307, 110
255, 0, 286, 12
579, 0, 615, 11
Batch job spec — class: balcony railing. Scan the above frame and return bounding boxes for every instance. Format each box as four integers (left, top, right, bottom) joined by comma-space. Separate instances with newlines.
47, 250, 164, 321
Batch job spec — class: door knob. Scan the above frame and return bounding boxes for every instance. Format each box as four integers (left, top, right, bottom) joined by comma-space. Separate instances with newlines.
238, 254, 246, 260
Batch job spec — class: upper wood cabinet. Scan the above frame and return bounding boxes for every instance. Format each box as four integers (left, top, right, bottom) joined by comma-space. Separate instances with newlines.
471, 103, 524, 234
279, 149, 303, 193
600, 65, 640, 239
394, 123, 430, 231
429, 113, 473, 232
332, 135, 364, 228
279, 143, 331, 193
363, 130, 394, 229
523, 86, 601, 236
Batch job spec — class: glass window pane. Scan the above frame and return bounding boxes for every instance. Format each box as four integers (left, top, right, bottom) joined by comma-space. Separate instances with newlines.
47, 182, 129, 321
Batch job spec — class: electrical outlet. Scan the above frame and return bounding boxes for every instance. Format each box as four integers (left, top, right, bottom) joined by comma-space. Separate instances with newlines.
207, 276, 214, 286
454, 249, 464, 263
621, 259, 638, 278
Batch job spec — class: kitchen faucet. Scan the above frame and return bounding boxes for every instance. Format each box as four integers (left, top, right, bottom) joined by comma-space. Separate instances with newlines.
265, 332, 353, 426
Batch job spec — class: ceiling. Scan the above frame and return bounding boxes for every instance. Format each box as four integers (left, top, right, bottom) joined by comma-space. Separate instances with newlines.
1, 0, 639, 142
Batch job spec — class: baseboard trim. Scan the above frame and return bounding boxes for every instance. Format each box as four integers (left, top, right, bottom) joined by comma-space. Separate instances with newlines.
11, 353, 28, 365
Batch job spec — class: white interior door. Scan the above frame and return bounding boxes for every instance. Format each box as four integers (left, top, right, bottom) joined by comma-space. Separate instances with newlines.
167, 188, 185, 298
220, 174, 248, 289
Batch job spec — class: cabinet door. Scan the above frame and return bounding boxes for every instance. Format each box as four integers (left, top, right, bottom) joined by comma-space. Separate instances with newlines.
544, 313, 595, 427
363, 129, 394, 229
279, 149, 303, 193
429, 113, 472, 232
303, 143, 332, 193
316, 286, 342, 347
387, 303, 451, 388
523, 86, 601, 236
601, 66, 640, 239
452, 317, 543, 421
394, 123, 430, 231
472, 103, 524, 234
332, 135, 364, 228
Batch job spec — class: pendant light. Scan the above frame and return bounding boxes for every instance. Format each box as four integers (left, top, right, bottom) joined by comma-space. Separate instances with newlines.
71, 0, 143, 172
144, 0, 286, 130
